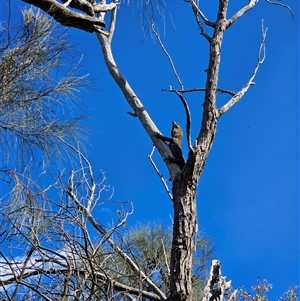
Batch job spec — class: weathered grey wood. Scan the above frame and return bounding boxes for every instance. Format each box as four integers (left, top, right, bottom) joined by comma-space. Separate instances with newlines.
23, 0, 105, 32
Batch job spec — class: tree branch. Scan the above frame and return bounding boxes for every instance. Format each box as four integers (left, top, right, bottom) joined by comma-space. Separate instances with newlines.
162, 87, 236, 96
174, 91, 194, 153
188, 0, 215, 28
218, 23, 267, 117
96, 22, 181, 181
22, 0, 105, 32
61, 0, 94, 16
62, 0, 72, 7
192, 1, 227, 153
108, 1, 117, 40
265, 0, 295, 18
94, 1, 117, 13
188, 0, 213, 42
0, 264, 163, 301
10, 248, 35, 300
225, 0, 259, 29
59, 139, 96, 213
66, 166, 167, 300
148, 146, 173, 201
151, 23, 184, 90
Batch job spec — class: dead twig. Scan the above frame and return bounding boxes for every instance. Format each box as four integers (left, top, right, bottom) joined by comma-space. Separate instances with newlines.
188, 0, 213, 42
151, 23, 184, 90
148, 146, 173, 201
265, 0, 295, 18
218, 21, 267, 117
163, 87, 236, 96
174, 91, 194, 153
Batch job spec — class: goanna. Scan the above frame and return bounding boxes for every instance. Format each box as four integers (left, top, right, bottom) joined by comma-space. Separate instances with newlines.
156, 121, 185, 170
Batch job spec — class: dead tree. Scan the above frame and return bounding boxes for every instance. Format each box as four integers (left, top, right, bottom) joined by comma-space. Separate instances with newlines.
17, 1, 294, 300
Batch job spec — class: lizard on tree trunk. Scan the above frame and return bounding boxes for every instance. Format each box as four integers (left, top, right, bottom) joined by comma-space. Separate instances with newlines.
156, 121, 185, 170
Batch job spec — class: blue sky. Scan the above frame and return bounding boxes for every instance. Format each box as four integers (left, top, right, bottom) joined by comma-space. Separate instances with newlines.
3, 0, 300, 299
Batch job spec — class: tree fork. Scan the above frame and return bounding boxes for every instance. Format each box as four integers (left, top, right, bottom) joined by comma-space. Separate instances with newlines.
167, 2, 227, 296
16, 0, 288, 299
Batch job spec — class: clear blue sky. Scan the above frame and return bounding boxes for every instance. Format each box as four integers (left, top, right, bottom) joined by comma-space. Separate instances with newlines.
5, 0, 300, 299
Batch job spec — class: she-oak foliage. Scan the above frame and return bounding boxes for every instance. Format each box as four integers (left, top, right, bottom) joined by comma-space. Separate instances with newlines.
0, 8, 86, 167
0, 1, 297, 301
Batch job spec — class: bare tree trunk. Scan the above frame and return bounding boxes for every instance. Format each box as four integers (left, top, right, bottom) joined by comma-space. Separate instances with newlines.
169, 177, 197, 301
167, 2, 227, 297
169, 124, 217, 301
167, 5, 232, 299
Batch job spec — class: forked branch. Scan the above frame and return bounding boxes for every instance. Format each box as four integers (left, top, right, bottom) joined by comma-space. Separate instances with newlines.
188, 0, 215, 28
96, 14, 182, 181
66, 156, 167, 300
22, 0, 105, 32
218, 23, 267, 117
188, 0, 213, 42
226, 0, 259, 29
226, 0, 294, 30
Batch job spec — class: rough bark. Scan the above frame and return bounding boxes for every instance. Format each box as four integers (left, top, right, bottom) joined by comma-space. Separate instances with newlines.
166, 3, 228, 300
23, 0, 105, 32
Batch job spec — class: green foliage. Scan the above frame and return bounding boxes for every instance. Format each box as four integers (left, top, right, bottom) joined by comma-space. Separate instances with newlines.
126, 222, 172, 292
97, 222, 214, 299
0, 8, 87, 167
